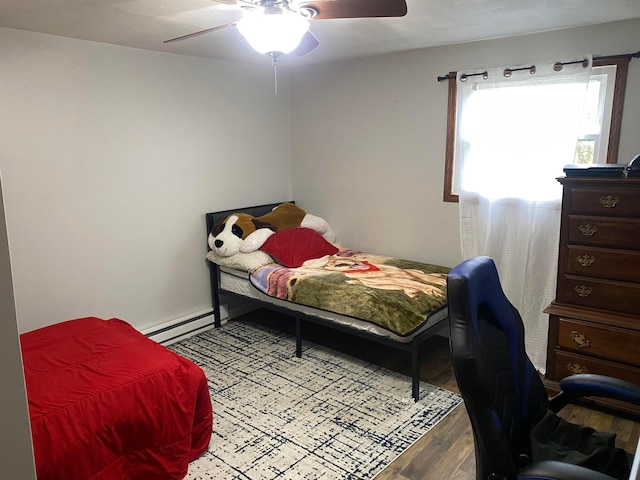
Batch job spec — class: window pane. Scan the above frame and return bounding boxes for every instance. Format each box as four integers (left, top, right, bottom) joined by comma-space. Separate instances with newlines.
575, 139, 595, 164
578, 76, 604, 137
442, 57, 629, 202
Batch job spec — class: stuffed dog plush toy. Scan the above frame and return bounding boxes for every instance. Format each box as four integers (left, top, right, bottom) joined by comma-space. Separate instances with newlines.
208, 203, 336, 257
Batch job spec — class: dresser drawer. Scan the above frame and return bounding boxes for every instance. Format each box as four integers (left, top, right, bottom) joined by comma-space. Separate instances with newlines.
566, 245, 640, 282
556, 317, 640, 366
567, 215, 640, 249
570, 187, 640, 216
553, 350, 640, 384
557, 276, 640, 315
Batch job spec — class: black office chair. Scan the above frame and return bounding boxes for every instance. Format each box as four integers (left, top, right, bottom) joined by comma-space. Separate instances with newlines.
446, 256, 640, 480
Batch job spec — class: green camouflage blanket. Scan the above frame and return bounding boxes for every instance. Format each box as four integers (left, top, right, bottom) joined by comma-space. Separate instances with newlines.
250, 249, 450, 336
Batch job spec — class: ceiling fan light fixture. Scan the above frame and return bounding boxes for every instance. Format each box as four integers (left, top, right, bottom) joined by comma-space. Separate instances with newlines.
237, 12, 310, 55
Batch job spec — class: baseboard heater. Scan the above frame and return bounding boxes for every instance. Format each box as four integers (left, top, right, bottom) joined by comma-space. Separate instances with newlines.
142, 309, 218, 345
142, 303, 257, 345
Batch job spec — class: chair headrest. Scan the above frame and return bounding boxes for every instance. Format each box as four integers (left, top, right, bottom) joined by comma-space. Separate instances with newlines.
447, 256, 516, 339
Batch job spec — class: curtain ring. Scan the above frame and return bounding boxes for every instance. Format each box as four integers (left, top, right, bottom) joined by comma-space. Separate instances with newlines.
482, 71, 488, 80
581, 58, 589, 68
460, 74, 468, 82
503, 69, 512, 77
529, 65, 536, 74
553, 62, 563, 72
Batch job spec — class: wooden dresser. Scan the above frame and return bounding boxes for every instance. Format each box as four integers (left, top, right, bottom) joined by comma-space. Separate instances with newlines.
545, 176, 640, 414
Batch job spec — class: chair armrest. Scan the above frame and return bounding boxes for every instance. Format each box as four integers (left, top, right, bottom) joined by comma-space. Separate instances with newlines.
519, 460, 618, 480
549, 374, 640, 412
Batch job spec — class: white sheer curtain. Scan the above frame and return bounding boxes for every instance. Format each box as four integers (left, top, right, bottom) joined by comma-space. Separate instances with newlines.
456, 57, 592, 372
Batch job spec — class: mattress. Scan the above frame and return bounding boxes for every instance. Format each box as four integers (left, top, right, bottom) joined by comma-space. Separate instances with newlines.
21, 317, 213, 480
220, 267, 447, 343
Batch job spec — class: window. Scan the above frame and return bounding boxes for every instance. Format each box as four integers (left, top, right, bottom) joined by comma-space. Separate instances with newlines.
443, 57, 630, 202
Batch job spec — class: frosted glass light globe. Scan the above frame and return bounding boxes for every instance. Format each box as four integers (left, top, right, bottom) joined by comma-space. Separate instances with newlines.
237, 13, 309, 55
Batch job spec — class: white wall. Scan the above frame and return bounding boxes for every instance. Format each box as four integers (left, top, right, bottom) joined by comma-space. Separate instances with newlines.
0, 174, 36, 478
2, 19, 640, 334
0, 28, 293, 333
289, 18, 640, 269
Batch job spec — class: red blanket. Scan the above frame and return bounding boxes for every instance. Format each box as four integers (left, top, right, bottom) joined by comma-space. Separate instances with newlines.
20, 317, 212, 480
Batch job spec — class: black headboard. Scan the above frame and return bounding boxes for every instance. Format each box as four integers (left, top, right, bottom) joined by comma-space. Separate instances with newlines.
204, 201, 294, 327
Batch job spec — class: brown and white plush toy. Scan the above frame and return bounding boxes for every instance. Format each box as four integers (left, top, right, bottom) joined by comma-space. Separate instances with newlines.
208, 202, 336, 258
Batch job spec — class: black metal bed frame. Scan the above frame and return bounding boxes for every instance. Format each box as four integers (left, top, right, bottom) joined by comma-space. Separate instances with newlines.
205, 201, 447, 401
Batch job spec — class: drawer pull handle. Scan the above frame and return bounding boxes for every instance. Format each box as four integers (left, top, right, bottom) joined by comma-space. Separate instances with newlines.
566, 363, 589, 375
570, 331, 591, 349
599, 195, 619, 208
578, 224, 597, 237
574, 285, 593, 297
576, 255, 595, 267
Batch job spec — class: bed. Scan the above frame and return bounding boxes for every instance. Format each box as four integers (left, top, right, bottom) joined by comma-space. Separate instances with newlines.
20, 316, 213, 480
205, 201, 450, 401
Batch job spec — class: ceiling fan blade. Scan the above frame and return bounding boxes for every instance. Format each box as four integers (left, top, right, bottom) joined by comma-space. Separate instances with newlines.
163, 22, 238, 44
295, 31, 320, 56
298, 0, 407, 20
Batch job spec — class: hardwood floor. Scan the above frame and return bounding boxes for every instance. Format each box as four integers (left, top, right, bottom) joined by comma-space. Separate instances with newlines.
241, 309, 640, 480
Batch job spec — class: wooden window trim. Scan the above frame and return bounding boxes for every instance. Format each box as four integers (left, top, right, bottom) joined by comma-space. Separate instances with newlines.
442, 58, 630, 203
443, 72, 458, 202
598, 56, 629, 165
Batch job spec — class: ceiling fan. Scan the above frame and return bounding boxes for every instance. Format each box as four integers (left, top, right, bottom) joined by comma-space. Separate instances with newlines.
163, 0, 408, 59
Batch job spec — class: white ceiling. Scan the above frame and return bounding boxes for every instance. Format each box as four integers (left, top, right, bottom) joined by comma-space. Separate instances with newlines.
1, 0, 640, 66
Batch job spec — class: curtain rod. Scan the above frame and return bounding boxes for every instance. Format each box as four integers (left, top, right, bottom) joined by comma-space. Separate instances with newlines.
436, 50, 640, 82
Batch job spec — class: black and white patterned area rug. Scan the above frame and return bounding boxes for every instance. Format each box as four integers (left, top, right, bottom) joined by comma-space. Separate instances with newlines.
170, 320, 462, 480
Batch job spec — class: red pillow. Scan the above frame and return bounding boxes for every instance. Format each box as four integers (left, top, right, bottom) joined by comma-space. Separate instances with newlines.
260, 228, 338, 268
